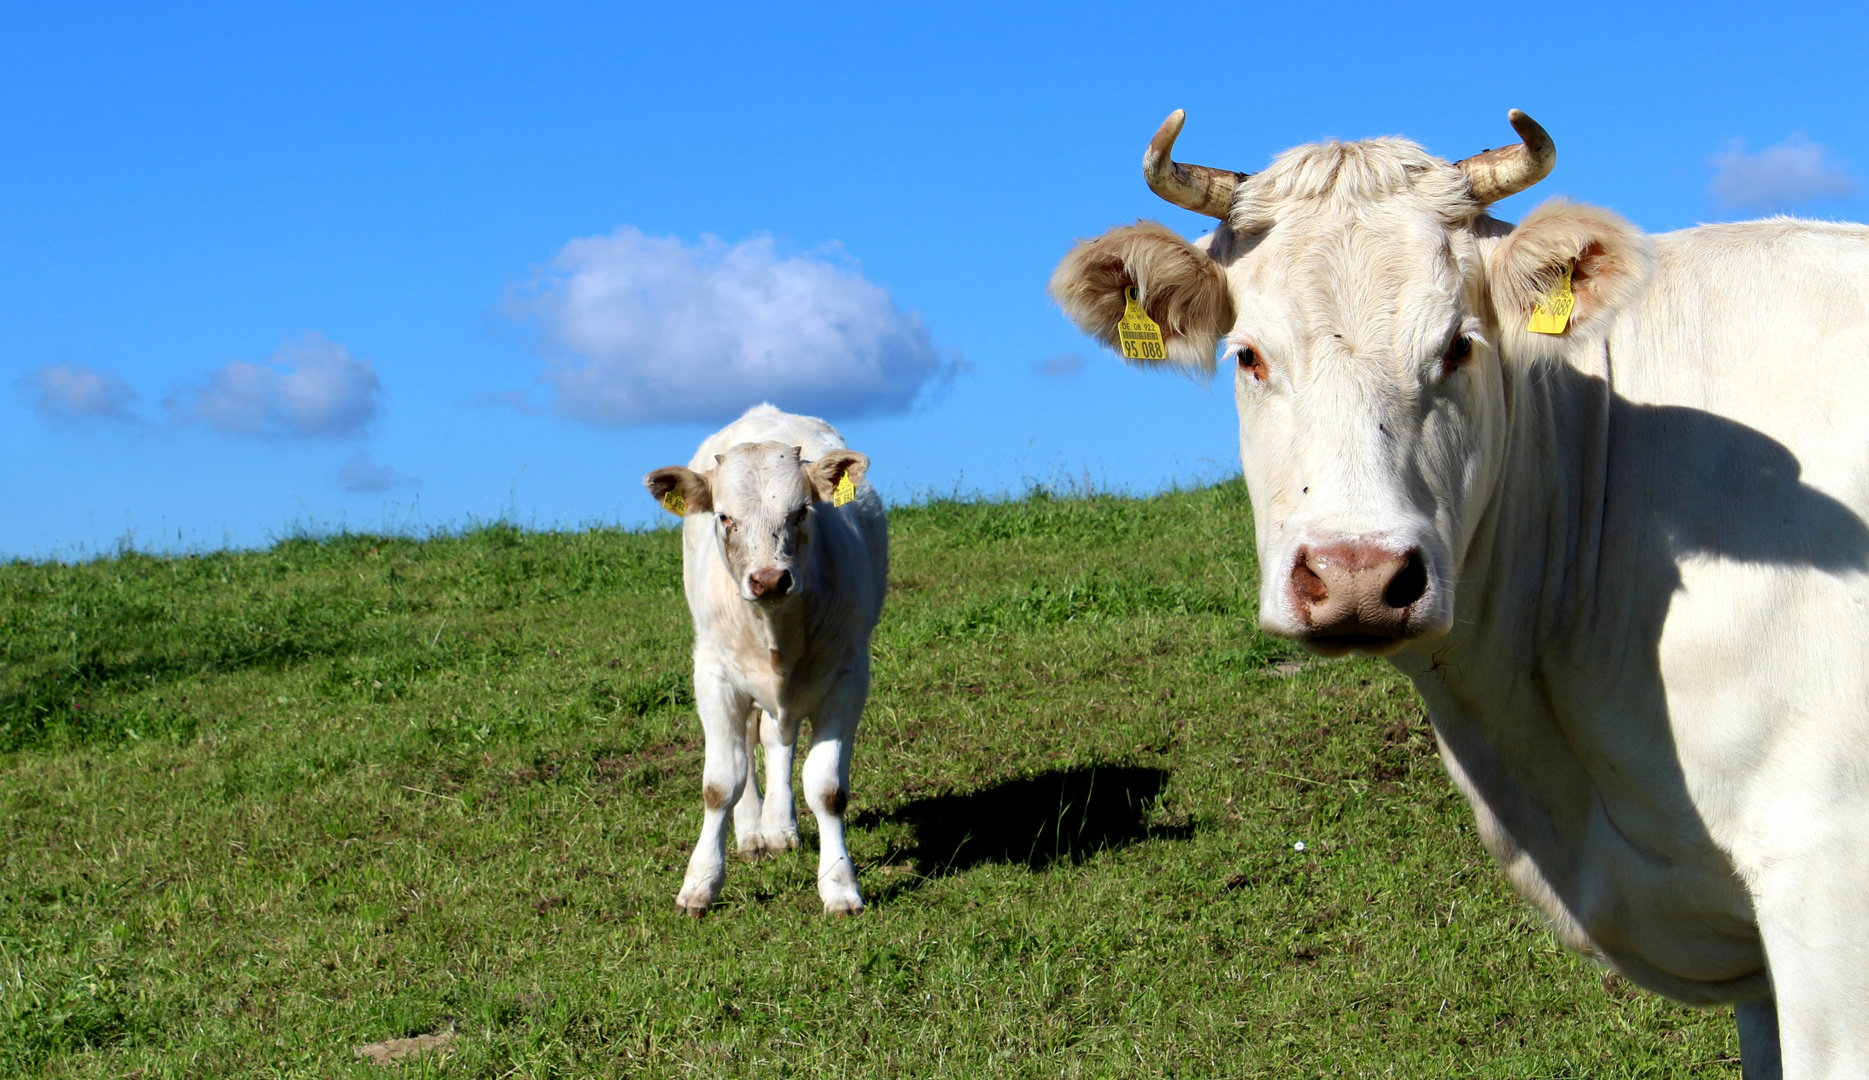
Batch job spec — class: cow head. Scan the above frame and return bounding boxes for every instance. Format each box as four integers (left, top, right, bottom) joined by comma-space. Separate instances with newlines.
646, 442, 869, 604
1052, 111, 1653, 656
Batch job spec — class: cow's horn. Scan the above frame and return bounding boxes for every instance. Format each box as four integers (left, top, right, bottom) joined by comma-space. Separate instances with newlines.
1456, 109, 1556, 205
1144, 110, 1250, 220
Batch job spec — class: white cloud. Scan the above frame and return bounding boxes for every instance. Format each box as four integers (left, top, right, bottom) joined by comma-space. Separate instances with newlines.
338, 452, 421, 494
1710, 135, 1859, 211
17, 363, 139, 424
513, 227, 958, 425
1036, 352, 1085, 378
170, 332, 381, 439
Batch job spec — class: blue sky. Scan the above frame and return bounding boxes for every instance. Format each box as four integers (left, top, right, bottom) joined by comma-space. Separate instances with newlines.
5, 1, 1867, 558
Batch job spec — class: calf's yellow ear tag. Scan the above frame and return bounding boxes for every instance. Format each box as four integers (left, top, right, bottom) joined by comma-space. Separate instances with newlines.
1527, 265, 1575, 335
1118, 286, 1168, 361
662, 490, 687, 515
832, 473, 856, 507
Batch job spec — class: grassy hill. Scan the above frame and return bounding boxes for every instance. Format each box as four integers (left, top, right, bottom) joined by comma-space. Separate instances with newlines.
0, 482, 1738, 1077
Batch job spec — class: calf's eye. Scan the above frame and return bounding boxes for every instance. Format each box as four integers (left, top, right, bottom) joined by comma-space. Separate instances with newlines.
1236, 346, 1268, 382
1442, 334, 1473, 372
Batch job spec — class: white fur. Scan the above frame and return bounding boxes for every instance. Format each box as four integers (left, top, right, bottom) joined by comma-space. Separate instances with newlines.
1055, 130, 1869, 1077
662, 403, 887, 915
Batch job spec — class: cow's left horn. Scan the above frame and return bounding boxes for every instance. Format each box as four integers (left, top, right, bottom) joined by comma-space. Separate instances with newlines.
1144, 110, 1250, 220
1456, 109, 1556, 205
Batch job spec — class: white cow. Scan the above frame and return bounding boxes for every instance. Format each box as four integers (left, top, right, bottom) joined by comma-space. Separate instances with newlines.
1051, 110, 1869, 1079
644, 404, 887, 916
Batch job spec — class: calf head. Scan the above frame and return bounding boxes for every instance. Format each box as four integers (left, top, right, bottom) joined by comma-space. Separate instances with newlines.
1052, 110, 1653, 656
646, 442, 869, 604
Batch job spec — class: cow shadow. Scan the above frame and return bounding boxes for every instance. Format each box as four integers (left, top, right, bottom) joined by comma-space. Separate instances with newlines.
850, 765, 1192, 901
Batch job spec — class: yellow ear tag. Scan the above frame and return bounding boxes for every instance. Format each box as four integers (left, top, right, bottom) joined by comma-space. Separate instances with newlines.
662, 490, 687, 515
1526, 265, 1575, 335
1118, 285, 1167, 361
832, 473, 856, 508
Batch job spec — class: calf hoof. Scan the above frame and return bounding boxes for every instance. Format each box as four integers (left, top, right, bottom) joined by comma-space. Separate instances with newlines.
820, 878, 864, 916
674, 881, 720, 915
739, 831, 799, 860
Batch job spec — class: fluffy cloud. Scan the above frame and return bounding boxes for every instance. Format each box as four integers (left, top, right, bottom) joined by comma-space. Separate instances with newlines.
514, 228, 957, 425
1710, 135, 1859, 211
169, 332, 381, 439
338, 452, 421, 494
17, 363, 140, 424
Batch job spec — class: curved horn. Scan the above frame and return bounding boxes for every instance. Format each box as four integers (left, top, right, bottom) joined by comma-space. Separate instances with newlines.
1143, 110, 1250, 219
1456, 109, 1556, 205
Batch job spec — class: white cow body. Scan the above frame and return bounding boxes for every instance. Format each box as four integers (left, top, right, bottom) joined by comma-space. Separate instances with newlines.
1052, 116, 1869, 1077
645, 404, 887, 915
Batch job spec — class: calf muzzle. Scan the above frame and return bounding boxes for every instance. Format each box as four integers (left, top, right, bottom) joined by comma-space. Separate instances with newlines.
748, 567, 794, 600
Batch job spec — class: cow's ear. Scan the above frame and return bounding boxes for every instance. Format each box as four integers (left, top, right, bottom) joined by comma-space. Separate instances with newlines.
805, 450, 868, 504
1049, 220, 1233, 373
1490, 199, 1656, 355
644, 466, 712, 516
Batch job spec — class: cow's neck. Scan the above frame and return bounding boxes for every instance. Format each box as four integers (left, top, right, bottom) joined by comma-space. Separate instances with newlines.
1388, 338, 1761, 999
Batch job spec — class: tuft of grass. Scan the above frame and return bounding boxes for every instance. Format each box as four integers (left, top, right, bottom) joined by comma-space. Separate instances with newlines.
0, 482, 1740, 1077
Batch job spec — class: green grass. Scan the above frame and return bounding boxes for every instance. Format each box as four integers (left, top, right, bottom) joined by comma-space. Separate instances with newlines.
0, 482, 1740, 1077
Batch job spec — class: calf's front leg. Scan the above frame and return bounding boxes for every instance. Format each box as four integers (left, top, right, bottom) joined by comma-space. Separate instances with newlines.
676, 667, 751, 915
802, 671, 866, 915
752, 707, 802, 854
731, 705, 766, 856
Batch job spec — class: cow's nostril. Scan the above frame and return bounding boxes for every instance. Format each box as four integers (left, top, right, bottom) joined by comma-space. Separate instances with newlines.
1383, 550, 1428, 609
1291, 557, 1329, 604
770, 569, 793, 598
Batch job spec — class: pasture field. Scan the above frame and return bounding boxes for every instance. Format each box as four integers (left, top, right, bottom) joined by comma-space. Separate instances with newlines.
1, 482, 1740, 1077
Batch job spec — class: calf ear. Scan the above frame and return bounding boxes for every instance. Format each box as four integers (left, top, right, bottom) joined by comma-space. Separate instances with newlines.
1049, 221, 1232, 373
1490, 199, 1656, 357
644, 466, 712, 516
805, 450, 868, 503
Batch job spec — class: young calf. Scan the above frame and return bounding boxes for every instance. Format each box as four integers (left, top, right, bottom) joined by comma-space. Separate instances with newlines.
644, 404, 887, 915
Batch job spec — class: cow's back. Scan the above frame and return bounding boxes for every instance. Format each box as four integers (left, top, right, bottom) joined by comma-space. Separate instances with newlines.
1617, 220, 1869, 513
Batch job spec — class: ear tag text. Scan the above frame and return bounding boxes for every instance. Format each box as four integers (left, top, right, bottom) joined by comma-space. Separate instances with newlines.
832, 473, 856, 507
1526, 265, 1575, 335
1118, 286, 1168, 361
662, 490, 687, 515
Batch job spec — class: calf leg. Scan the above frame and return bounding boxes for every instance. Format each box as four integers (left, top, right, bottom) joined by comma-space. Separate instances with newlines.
802, 674, 866, 915
676, 668, 751, 915
1736, 997, 1782, 1080
732, 705, 766, 856
753, 708, 802, 854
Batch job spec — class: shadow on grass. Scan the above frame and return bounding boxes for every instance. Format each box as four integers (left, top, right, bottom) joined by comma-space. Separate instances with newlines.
853, 765, 1192, 901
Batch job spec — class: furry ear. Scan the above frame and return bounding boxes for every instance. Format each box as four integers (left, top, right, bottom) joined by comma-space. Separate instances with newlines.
1049, 221, 1233, 373
805, 450, 868, 504
1490, 199, 1656, 359
644, 466, 712, 516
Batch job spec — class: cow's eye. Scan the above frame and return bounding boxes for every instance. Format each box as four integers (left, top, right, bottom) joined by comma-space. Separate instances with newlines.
1442, 334, 1473, 372
1236, 346, 1268, 382
790, 508, 809, 524
717, 514, 734, 530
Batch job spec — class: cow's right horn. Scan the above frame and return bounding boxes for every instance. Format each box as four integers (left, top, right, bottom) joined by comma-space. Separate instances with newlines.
1144, 110, 1250, 220
1456, 109, 1556, 205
